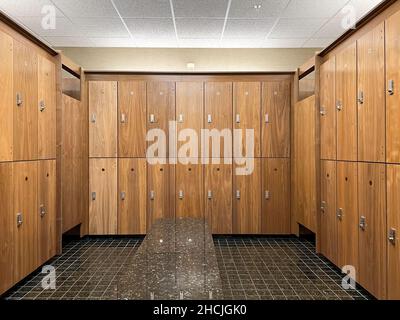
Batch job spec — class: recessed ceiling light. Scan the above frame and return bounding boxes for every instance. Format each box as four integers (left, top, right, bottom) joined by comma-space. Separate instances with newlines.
254, 4, 262, 9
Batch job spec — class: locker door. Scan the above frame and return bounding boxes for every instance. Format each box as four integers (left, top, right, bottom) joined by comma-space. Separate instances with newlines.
89, 159, 117, 235
320, 58, 336, 160
234, 82, 261, 158
38, 160, 56, 264
38, 56, 56, 159
205, 164, 232, 234
176, 162, 203, 219
320, 160, 337, 265
262, 80, 290, 158
336, 43, 357, 161
13, 40, 38, 161
147, 81, 175, 158
386, 11, 400, 163
118, 158, 147, 235
118, 81, 147, 158
336, 161, 358, 270
262, 158, 290, 234
0, 163, 13, 294
89, 81, 117, 158
358, 163, 386, 299
357, 23, 385, 162
387, 165, 400, 299
13, 161, 38, 282
0, 32, 13, 162
233, 158, 261, 234
147, 160, 175, 229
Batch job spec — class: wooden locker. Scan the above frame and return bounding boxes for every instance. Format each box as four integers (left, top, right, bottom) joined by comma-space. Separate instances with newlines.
147, 81, 175, 158
261, 158, 290, 234
89, 81, 117, 158
386, 164, 400, 299
13, 161, 38, 282
0, 31, 13, 162
234, 82, 261, 158
233, 158, 261, 234
176, 161, 203, 219
386, 11, 400, 163
262, 80, 290, 158
205, 164, 232, 234
320, 58, 336, 160
37, 56, 56, 159
89, 159, 117, 235
118, 158, 147, 235
147, 160, 175, 229
358, 162, 386, 299
357, 23, 385, 162
0, 163, 13, 294
336, 43, 357, 161
38, 160, 56, 265
118, 81, 147, 158
13, 40, 38, 161
320, 160, 337, 265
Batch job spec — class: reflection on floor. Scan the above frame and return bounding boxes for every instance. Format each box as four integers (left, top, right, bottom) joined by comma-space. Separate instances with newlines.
3, 236, 372, 300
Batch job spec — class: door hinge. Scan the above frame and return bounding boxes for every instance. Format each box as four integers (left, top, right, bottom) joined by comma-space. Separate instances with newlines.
179, 190, 184, 200
120, 113, 127, 123
236, 190, 241, 200
235, 114, 240, 124
207, 114, 212, 124
320, 107, 326, 116
120, 192, 126, 201
388, 80, 395, 96
150, 190, 155, 200
265, 114, 270, 123
336, 100, 343, 111
359, 216, 366, 231
207, 190, 213, 200
178, 114, 184, 123
17, 213, 23, 227
91, 113, 96, 123
357, 91, 364, 104
320, 201, 326, 213
16, 93, 23, 107
264, 190, 270, 200
39, 100, 46, 112
39, 205, 46, 218
388, 228, 396, 245
336, 208, 343, 220
149, 114, 156, 123
91, 192, 96, 201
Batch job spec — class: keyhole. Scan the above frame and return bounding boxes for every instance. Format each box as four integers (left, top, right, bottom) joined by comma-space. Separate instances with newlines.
345, 177, 348, 181
47, 173, 50, 177
217, 168, 220, 171
25, 176, 28, 181
188, 168, 192, 172
102, 168, 105, 172
131, 168, 134, 172
274, 168, 278, 172
369, 180, 373, 186
327, 174, 330, 178
160, 168, 163, 172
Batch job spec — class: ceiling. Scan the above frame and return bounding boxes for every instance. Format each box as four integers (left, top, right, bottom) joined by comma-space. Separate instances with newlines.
0, 0, 384, 48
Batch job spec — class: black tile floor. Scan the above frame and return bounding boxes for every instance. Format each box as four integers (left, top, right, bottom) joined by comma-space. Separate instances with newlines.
3, 236, 372, 300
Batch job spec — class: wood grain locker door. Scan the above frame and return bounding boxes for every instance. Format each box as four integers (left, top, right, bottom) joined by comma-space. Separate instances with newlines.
205, 164, 232, 234
357, 23, 385, 162
336, 43, 357, 161
118, 81, 147, 157
13, 40, 38, 161
358, 162, 386, 299
262, 80, 290, 158
320, 58, 336, 160
204, 82, 232, 160
386, 164, 400, 299
38, 160, 56, 265
13, 161, 38, 282
0, 32, 13, 162
0, 163, 13, 294
234, 82, 261, 158
37, 56, 56, 159
176, 162, 203, 219
233, 158, 261, 234
261, 158, 290, 234
89, 159, 117, 235
118, 158, 147, 235
147, 160, 175, 229
320, 160, 337, 265
336, 161, 358, 271
386, 11, 400, 163
89, 81, 117, 158
147, 81, 175, 158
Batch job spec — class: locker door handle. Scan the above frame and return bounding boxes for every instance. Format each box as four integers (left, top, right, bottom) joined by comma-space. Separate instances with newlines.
178, 114, 184, 123
359, 216, 366, 231
207, 190, 213, 200
264, 190, 270, 200
319, 107, 326, 116
357, 91, 364, 104
120, 192, 126, 200
16, 93, 23, 107
17, 213, 23, 227
388, 228, 396, 245
149, 114, 156, 123
39, 205, 46, 218
336, 208, 343, 220
39, 100, 46, 112
388, 80, 395, 95
120, 113, 127, 123
179, 190, 184, 200
235, 114, 240, 124
320, 201, 326, 213
265, 114, 270, 123
91, 113, 97, 123
336, 100, 343, 111
91, 192, 96, 201
207, 114, 212, 124
150, 191, 155, 200
236, 190, 241, 200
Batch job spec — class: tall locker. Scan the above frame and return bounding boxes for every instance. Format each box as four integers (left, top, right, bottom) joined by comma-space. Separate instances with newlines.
118, 158, 147, 235
205, 164, 232, 234
233, 158, 261, 234
358, 162, 386, 299
262, 80, 290, 158
89, 81, 118, 158
89, 159, 117, 235
262, 158, 290, 234
38, 160, 56, 265
357, 23, 385, 162
118, 81, 147, 158
37, 56, 56, 159
234, 82, 261, 158
13, 40, 38, 161
320, 160, 337, 265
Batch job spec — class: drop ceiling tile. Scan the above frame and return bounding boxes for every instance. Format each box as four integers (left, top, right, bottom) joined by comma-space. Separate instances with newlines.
223, 18, 276, 39
17, 16, 82, 37
282, 0, 349, 18
347, 0, 384, 21
51, 0, 118, 18
125, 18, 176, 39
71, 18, 130, 38
313, 17, 352, 39
220, 38, 262, 48
229, 0, 289, 19
113, 0, 172, 18
269, 18, 328, 39
0, 0, 64, 17
176, 18, 224, 39
303, 38, 335, 48
135, 38, 178, 47
178, 38, 221, 48
45, 36, 95, 47
90, 37, 136, 47
261, 38, 307, 48
173, 0, 229, 18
